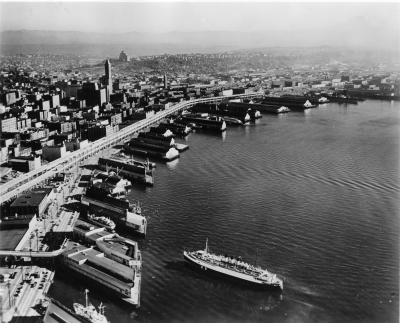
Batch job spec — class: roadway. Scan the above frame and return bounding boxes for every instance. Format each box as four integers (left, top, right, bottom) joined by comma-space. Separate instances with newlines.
0, 93, 263, 204
0, 240, 67, 258
12, 266, 54, 318
1, 266, 54, 322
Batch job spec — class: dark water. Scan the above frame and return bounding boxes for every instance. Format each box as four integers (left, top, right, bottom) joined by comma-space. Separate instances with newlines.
50, 100, 400, 323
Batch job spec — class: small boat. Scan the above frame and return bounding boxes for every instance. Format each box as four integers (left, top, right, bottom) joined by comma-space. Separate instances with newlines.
318, 97, 329, 103
73, 289, 109, 323
87, 214, 116, 231
184, 239, 283, 290
303, 100, 315, 108
277, 106, 290, 113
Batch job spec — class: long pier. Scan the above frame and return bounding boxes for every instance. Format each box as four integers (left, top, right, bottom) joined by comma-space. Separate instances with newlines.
0, 93, 263, 204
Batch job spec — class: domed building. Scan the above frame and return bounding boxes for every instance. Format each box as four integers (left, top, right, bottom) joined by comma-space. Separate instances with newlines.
119, 50, 130, 62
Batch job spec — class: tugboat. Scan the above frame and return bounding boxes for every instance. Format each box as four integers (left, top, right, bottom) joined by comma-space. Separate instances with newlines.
184, 239, 283, 290
73, 289, 109, 323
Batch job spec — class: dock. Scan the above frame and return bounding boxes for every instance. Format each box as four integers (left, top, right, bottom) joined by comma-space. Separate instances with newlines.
98, 156, 154, 186
126, 138, 180, 162
62, 240, 141, 307
179, 114, 227, 132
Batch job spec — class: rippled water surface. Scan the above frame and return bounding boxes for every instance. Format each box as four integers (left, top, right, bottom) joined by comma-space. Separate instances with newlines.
50, 100, 399, 323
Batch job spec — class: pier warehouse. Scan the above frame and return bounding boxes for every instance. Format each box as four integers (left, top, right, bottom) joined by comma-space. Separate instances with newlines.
98, 157, 153, 186
62, 240, 141, 306
73, 219, 141, 268
81, 186, 147, 235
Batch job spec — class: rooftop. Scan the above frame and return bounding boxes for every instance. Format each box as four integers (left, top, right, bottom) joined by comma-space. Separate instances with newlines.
64, 241, 134, 281
10, 187, 52, 208
97, 236, 138, 260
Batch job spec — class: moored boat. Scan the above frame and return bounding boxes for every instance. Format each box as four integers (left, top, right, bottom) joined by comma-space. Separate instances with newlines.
87, 214, 116, 231
73, 289, 109, 323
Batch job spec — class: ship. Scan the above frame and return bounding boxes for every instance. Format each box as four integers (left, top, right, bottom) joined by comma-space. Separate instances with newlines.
87, 214, 116, 231
184, 239, 283, 290
73, 289, 109, 323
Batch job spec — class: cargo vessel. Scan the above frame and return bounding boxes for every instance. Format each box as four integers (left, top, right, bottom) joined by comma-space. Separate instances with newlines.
184, 240, 283, 290
73, 289, 109, 323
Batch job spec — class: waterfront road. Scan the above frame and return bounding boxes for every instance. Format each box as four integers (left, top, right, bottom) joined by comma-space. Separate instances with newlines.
13, 267, 54, 318
0, 93, 262, 204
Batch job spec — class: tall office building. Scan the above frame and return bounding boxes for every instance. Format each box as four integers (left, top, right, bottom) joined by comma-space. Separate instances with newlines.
105, 59, 113, 102
163, 73, 168, 89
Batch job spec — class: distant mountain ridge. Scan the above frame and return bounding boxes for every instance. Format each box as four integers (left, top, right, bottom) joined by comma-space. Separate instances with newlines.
1, 29, 311, 47
1, 28, 398, 49
0, 29, 398, 58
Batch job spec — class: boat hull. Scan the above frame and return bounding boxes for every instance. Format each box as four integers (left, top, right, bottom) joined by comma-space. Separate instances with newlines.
183, 252, 282, 290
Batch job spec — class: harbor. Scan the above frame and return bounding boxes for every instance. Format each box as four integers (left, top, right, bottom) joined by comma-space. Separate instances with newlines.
0, 3, 399, 318
0, 98, 398, 323
46, 99, 399, 323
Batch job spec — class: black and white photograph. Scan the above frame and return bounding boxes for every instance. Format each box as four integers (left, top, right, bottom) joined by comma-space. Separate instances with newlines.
0, 1, 399, 322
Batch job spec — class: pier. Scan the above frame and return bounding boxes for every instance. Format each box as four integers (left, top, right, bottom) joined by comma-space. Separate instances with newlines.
0, 93, 262, 205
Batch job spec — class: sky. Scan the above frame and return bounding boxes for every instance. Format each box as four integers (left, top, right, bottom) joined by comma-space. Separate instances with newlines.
0, 1, 399, 34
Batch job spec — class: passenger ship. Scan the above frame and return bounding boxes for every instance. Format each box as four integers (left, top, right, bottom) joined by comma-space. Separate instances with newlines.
184, 240, 283, 290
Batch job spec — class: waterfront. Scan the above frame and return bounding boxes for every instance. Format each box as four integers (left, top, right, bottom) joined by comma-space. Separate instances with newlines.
49, 100, 399, 323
